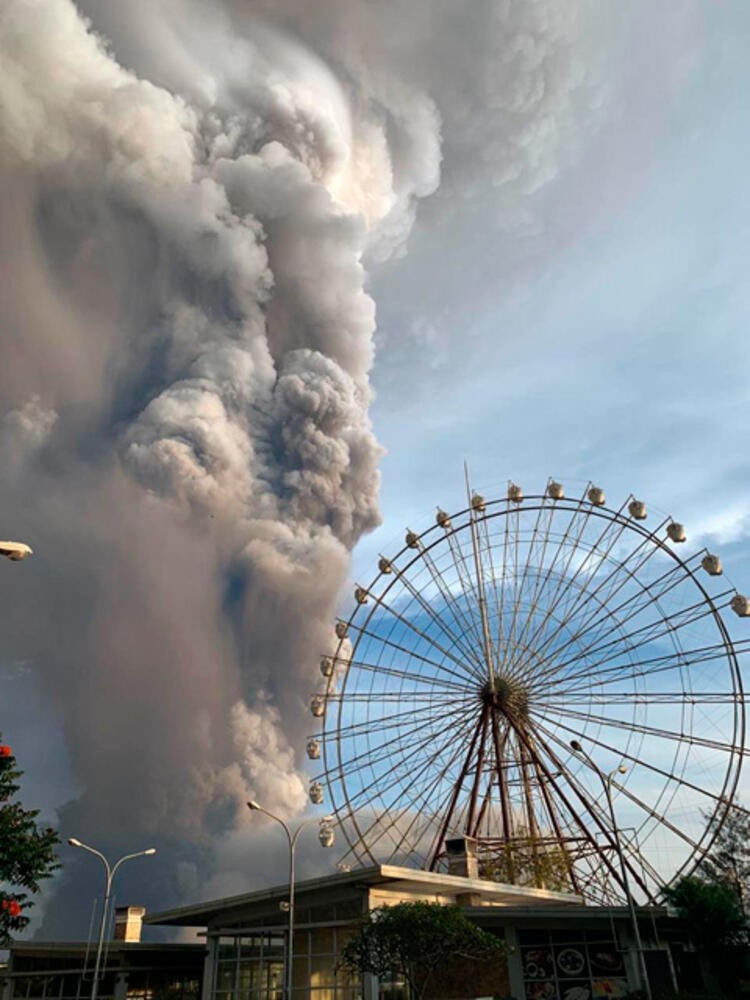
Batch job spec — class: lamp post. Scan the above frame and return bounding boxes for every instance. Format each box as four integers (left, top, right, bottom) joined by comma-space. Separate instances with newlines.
570, 741, 652, 1000
68, 839, 156, 1000
247, 802, 335, 1000
0, 541, 33, 562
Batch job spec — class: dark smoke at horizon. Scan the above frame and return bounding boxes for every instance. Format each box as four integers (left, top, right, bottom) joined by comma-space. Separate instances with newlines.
0, 0, 603, 935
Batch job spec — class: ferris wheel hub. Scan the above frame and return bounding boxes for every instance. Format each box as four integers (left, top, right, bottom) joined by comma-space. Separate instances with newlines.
482, 675, 529, 720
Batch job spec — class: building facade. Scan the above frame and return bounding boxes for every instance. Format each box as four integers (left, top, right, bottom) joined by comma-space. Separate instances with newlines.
0, 941, 205, 1000
146, 865, 681, 1000
3, 869, 692, 1000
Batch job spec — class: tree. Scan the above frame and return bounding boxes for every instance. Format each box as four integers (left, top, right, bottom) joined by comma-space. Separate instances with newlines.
338, 901, 505, 1000
663, 874, 747, 959
0, 737, 60, 945
662, 874, 749, 995
700, 801, 750, 910
479, 830, 573, 892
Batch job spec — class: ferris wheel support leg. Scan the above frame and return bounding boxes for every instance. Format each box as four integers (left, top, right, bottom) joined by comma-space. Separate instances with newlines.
490, 712, 516, 882
527, 747, 583, 895
512, 725, 636, 900
427, 708, 486, 871
465, 705, 490, 835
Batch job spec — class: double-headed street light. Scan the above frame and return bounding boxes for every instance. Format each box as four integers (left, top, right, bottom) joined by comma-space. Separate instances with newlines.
247, 801, 336, 1000
0, 541, 33, 562
570, 740, 652, 1000
68, 839, 156, 1000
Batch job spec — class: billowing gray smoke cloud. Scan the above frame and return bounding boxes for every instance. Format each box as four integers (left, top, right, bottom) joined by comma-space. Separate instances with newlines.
0, 0, 596, 926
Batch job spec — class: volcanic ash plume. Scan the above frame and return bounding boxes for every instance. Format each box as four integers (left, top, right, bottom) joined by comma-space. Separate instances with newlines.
0, 0, 593, 919
0, 0, 432, 859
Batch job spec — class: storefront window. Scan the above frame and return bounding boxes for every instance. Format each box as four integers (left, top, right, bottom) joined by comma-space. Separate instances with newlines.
291, 927, 359, 1000
518, 929, 628, 1000
213, 934, 284, 1000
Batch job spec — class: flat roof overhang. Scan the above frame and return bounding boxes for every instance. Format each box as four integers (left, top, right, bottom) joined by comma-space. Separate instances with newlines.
146, 865, 583, 928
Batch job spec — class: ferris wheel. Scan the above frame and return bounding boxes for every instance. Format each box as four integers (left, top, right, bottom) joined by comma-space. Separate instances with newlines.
306, 478, 750, 903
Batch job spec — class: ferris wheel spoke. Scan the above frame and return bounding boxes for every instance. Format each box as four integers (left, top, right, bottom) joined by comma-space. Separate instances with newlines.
337, 706, 478, 820
515, 576, 617, 689
465, 705, 491, 835
548, 558, 708, 679
493, 494, 516, 673
461, 485, 500, 683
545, 636, 750, 693
531, 516, 678, 664
547, 599, 734, 693
509, 496, 632, 674
421, 526, 500, 664
539, 702, 737, 755
617, 829, 665, 890
321, 728, 446, 793
559, 516, 678, 632
348, 707, 482, 860
548, 713, 740, 818
383, 555, 485, 672
440, 523, 496, 659
545, 716, 712, 849
539, 691, 740, 706
477, 509, 508, 665
489, 713, 515, 855
537, 637, 746, 692
351, 616, 482, 686
330, 694, 476, 740
544, 589, 735, 683
502, 502, 526, 675
488, 500, 548, 672
335, 690, 474, 703
321, 701, 472, 787
417, 538, 490, 665
343, 657, 469, 692
527, 522, 679, 672
391, 736, 486, 864
358, 587, 483, 682
506, 496, 606, 674
347, 707, 478, 820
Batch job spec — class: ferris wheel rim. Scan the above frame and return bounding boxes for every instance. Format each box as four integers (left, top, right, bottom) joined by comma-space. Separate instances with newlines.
312, 483, 748, 901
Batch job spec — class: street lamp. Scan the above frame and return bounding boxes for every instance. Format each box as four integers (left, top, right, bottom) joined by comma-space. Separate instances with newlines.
570, 741, 652, 1000
247, 802, 336, 1000
68, 839, 156, 1000
0, 541, 33, 561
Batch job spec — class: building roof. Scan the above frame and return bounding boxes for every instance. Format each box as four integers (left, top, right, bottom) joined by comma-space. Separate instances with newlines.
464, 904, 670, 922
147, 864, 583, 927
7, 942, 205, 956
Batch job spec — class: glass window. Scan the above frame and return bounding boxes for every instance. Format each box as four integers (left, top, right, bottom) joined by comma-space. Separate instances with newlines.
292, 958, 308, 991
215, 964, 236, 992
310, 957, 335, 988
310, 929, 334, 955
309, 989, 335, 1000
334, 900, 363, 920
213, 932, 287, 1000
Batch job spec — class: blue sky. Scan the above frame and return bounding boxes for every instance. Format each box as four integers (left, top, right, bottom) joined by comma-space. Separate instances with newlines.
365, 2, 750, 549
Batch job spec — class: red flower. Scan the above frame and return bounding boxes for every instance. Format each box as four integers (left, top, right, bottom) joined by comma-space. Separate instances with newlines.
0, 745, 12, 757
9, 901, 22, 917
1, 900, 8, 911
